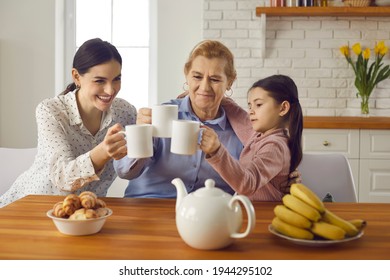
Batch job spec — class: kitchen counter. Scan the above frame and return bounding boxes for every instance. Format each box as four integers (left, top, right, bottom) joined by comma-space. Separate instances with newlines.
303, 116, 390, 129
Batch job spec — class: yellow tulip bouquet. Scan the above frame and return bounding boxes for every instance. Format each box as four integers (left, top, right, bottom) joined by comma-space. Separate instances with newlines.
340, 41, 390, 115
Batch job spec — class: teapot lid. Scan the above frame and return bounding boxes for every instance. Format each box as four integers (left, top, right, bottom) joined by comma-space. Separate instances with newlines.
193, 179, 228, 197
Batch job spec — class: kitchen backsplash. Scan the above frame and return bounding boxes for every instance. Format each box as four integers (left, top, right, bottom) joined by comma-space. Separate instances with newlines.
203, 0, 390, 116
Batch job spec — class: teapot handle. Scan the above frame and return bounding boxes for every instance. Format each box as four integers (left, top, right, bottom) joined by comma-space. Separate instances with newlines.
229, 195, 256, 239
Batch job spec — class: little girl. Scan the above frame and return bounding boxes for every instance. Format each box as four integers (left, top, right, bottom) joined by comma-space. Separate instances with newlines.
200, 75, 303, 201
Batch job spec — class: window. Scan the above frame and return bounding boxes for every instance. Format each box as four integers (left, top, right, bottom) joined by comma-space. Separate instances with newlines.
66, 0, 150, 109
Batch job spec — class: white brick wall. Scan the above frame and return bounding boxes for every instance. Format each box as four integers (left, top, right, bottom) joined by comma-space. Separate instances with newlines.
203, 0, 390, 116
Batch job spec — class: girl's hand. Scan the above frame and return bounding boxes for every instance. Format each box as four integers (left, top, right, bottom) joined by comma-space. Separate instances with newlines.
199, 125, 221, 156
137, 107, 152, 125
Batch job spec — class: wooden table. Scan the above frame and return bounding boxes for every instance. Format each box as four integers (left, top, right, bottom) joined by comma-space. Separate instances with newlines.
0, 195, 389, 260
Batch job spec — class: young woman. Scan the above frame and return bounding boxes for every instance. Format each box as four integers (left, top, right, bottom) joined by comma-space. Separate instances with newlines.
0, 38, 136, 207
200, 75, 303, 201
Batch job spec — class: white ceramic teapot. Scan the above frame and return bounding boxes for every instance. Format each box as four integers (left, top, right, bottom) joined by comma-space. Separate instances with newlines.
171, 178, 256, 250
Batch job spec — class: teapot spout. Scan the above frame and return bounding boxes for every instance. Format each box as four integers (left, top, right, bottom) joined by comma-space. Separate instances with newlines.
171, 178, 188, 212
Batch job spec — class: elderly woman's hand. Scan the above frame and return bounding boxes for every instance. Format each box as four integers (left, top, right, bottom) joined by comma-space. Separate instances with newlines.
137, 107, 152, 125
280, 170, 302, 194
288, 169, 302, 184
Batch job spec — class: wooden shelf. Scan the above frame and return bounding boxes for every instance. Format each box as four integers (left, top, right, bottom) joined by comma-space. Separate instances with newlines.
255, 6, 390, 57
256, 7, 390, 17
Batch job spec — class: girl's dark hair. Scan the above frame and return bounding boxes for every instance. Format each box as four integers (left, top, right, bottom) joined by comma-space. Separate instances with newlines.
250, 75, 303, 172
62, 38, 122, 94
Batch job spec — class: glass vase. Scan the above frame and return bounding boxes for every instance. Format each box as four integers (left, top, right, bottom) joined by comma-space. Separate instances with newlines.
360, 95, 370, 117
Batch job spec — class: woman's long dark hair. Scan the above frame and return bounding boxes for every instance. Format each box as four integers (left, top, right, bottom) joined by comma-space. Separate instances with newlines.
249, 75, 303, 172
62, 38, 122, 95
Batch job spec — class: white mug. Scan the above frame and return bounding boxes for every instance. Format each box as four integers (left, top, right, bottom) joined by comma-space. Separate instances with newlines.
152, 104, 178, 138
120, 124, 153, 158
170, 120, 201, 155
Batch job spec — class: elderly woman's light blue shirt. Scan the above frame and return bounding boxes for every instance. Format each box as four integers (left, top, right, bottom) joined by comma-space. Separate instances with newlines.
114, 96, 244, 198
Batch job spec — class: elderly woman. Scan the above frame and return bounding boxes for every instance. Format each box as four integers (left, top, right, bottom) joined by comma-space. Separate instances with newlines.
114, 40, 297, 198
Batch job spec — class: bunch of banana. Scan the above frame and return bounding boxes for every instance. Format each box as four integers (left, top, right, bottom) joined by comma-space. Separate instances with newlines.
271, 183, 366, 241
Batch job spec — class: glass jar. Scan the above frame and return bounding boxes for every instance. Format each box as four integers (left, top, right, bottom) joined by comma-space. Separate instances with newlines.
271, 0, 285, 7
300, 0, 314, 6
319, 0, 328, 6
286, 0, 299, 6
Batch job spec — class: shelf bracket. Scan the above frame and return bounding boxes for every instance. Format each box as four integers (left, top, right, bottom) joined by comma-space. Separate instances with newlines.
260, 13, 266, 58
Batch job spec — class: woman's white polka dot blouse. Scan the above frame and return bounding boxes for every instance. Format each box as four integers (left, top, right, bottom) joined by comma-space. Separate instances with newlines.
0, 90, 137, 207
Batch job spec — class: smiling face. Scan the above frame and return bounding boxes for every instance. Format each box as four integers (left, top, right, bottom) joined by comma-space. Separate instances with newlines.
186, 56, 231, 121
247, 87, 289, 134
73, 59, 122, 114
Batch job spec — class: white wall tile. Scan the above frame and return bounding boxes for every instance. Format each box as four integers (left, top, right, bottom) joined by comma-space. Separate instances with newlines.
203, 0, 390, 116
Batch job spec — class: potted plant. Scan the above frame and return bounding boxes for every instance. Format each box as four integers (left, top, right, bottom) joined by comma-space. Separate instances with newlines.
340, 41, 390, 116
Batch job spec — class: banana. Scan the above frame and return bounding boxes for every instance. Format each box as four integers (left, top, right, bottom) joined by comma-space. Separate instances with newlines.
311, 221, 346, 240
348, 219, 367, 231
282, 194, 321, 222
290, 183, 325, 213
272, 217, 314, 240
322, 209, 359, 237
273, 205, 312, 229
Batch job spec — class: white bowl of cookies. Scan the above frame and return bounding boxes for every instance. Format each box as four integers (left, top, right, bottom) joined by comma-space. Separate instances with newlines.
47, 191, 112, 236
